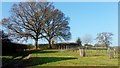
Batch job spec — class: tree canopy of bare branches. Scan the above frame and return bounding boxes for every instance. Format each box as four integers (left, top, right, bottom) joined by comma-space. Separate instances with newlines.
96, 32, 113, 48
2, 2, 71, 49
82, 34, 92, 45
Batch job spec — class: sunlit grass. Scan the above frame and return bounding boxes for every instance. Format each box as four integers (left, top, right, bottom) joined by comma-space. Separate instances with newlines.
2, 49, 119, 67
29, 49, 118, 67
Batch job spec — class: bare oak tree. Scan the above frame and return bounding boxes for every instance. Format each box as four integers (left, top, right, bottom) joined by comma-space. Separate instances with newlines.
2, 2, 71, 49
96, 32, 113, 48
2, 2, 54, 49
41, 9, 71, 48
82, 34, 92, 45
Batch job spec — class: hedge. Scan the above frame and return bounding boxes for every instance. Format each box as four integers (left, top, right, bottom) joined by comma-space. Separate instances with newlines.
2, 42, 28, 55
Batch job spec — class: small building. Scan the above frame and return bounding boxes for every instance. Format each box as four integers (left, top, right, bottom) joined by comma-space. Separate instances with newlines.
55, 42, 79, 50
38, 42, 79, 50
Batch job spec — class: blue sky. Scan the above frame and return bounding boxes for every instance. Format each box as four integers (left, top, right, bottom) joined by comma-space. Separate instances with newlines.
1, 2, 118, 46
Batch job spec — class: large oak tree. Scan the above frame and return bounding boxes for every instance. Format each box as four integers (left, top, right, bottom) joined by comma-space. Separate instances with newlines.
2, 2, 71, 49
42, 8, 71, 48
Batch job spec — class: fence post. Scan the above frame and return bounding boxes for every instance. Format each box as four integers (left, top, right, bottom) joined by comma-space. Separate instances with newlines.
108, 48, 114, 59
113, 48, 116, 58
79, 48, 85, 57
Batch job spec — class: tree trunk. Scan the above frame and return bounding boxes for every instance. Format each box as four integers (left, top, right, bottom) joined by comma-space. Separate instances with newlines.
106, 43, 109, 54
35, 39, 38, 49
48, 39, 52, 49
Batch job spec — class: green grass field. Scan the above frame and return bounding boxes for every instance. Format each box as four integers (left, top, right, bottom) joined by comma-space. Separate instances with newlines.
1, 49, 119, 67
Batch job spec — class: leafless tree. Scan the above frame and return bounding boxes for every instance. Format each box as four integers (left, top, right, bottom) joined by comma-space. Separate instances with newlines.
2, 2, 71, 49
82, 34, 92, 45
41, 8, 71, 48
2, 2, 54, 49
96, 32, 113, 48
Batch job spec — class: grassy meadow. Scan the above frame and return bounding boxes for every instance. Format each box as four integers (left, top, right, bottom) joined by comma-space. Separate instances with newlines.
2, 49, 118, 67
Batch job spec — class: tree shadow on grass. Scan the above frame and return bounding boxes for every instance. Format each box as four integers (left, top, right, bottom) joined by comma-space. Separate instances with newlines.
91, 55, 104, 56
2, 50, 60, 67
2, 50, 31, 64
17, 57, 77, 67
2, 54, 30, 68
2, 50, 58, 64
32, 50, 58, 54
